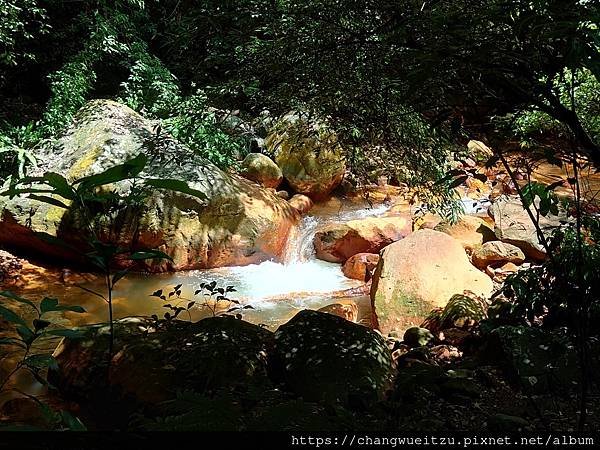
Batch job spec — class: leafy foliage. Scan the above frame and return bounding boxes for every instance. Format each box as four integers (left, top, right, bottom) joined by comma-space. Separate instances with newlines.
149, 281, 250, 328
501, 224, 600, 331
1, 155, 207, 368
0, 290, 85, 393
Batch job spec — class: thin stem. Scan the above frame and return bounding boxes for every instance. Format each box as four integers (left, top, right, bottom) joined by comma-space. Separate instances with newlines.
497, 151, 553, 258
105, 271, 114, 376
0, 346, 30, 392
571, 67, 588, 431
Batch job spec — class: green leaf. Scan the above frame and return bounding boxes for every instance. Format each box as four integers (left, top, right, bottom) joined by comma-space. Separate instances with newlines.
40, 297, 59, 314
16, 325, 35, 345
24, 354, 59, 371
545, 180, 565, 191
43, 172, 75, 199
27, 194, 69, 209
449, 175, 468, 189
143, 178, 208, 201
129, 250, 173, 261
0, 337, 27, 348
0, 291, 38, 311
0, 304, 28, 327
40, 297, 85, 314
45, 328, 86, 339
75, 154, 148, 191
53, 305, 86, 313
112, 269, 129, 287
60, 411, 87, 431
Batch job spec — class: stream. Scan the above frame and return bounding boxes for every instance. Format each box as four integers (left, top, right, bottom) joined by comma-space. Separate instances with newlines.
12, 198, 393, 333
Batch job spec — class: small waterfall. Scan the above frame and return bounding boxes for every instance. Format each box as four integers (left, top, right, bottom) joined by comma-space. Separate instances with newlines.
282, 201, 391, 265
283, 216, 320, 264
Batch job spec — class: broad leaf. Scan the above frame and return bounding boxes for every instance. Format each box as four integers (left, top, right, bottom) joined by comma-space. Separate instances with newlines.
0, 291, 38, 311
60, 411, 87, 431
24, 354, 59, 371
0, 304, 28, 327
27, 194, 70, 209
45, 329, 87, 339
41, 297, 85, 314
143, 178, 208, 201
43, 172, 75, 199
129, 250, 173, 261
75, 154, 148, 190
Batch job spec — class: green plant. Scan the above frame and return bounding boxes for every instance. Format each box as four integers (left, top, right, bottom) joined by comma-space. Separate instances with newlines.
163, 90, 248, 169
0, 0, 49, 75
0, 291, 86, 391
149, 281, 251, 329
0, 291, 87, 430
1, 154, 207, 366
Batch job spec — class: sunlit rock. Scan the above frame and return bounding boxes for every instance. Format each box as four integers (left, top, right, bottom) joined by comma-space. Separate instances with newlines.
434, 215, 496, 252
313, 215, 412, 263
370, 230, 493, 336
0, 100, 299, 271
239, 152, 283, 189
341, 252, 379, 281
288, 194, 314, 215
317, 300, 359, 322
489, 195, 567, 260
471, 241, 525, 270
266, 114, 346, 200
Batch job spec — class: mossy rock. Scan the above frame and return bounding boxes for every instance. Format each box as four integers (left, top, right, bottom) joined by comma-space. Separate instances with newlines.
266, 114, 346, 199
403, 327, 434, 348
51, 316, 274, 409
239, 153, 283, 189
0, 100, 298, 271
270, 310, 394, 408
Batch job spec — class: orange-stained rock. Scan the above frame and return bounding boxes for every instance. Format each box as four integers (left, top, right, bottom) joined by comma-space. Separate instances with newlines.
0, 100, 299, 272
314, 214, 412, 263
317, 300, 360, 323
341, 253, 380, 281
288, 194, 314, 215
370, 229, 493, 336
498, 261, 519, 272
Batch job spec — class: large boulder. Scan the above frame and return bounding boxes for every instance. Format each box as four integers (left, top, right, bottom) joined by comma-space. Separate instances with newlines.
370, 230, 493, 336
239, 153, 283, 189
266, 114, 346, 200
0, 100, 299, 271
313, 215, 412, 263
50, 317, 273, 407
489, 195, 566, 260
270, 310, 394, 408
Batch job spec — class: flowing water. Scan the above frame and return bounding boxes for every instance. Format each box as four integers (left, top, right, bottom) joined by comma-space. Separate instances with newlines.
0, 197, 392, 403
12, 198, 392, 332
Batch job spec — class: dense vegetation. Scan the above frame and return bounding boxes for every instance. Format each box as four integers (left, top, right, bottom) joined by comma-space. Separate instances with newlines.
0, 0, 599, 435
